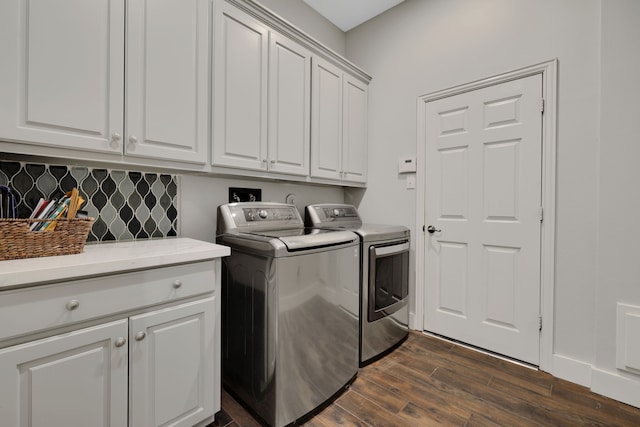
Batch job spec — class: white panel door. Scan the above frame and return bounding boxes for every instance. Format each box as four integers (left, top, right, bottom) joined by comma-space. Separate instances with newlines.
0, 0, 124, 153
0, 320, 128, 427
126, 0, 209, 164
342, 76, 368, 184
129, 297, 215, 427
268, 32, 311, 176
212, 3, 268, 171
310, 57, 343, 180
424, 74, 543, 365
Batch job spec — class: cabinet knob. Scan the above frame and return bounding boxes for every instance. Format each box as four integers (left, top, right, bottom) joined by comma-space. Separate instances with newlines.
66, 299, 80, 311
115, 337, 127, 348
135, 331, 146, 341
110, 133, 122, 149
129, 135, 138, 144
173, 280, 182, 289
270, 159, 276, 164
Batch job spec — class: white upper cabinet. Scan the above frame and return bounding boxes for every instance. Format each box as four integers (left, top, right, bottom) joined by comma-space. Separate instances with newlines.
126, 0, 210, 164
0, 0, 368, 184
0, 0, 125, 154
212, 3, 269, 171
311, 57, 369, 184
311, 58, 343, 180
0, 0, 209, 165
342, 75, 368, 183
268, 32, 311, 176
212, 2, 311, 177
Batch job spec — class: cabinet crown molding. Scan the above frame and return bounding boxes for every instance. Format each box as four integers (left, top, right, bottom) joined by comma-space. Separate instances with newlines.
224, 0, 372, 83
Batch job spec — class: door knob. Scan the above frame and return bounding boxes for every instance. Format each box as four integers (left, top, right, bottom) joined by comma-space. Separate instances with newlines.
426, 225, 441, 234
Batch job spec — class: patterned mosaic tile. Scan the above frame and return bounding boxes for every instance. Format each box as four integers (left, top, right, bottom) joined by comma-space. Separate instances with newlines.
0, 160, 178, 242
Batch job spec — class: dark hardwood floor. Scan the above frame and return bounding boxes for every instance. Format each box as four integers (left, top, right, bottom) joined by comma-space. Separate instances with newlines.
211, 331, 640, 426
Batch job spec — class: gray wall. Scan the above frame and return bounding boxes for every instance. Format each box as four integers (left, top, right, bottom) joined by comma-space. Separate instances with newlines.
596, 0, 640, 403
340, 0, 638, 407
179, 175, 344, 242
255, 0, 346, 55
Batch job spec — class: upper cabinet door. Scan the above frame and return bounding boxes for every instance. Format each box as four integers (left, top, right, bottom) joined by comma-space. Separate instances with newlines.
268, 33, 311, 176
342, 76, 368, 184
126, 0, 209, 164
310, 57, 343, 181
212, 3, 269, 171
0, 0, 125, 153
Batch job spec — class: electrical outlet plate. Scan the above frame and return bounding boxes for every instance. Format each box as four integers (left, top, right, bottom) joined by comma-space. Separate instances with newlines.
228, 187, 262, 203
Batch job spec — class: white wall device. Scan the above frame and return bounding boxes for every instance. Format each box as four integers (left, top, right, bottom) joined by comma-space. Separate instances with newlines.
398, 156, 416, 174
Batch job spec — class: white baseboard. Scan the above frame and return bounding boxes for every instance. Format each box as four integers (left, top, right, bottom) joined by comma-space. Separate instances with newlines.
552, 354, 640, 409
592, 367, 640, 409
551, 353, 592, 387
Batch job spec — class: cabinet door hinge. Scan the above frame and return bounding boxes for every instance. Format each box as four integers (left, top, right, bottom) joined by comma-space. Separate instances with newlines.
540, 98, 545, 114
539, 316, 543, 332
538, 206, 544, 223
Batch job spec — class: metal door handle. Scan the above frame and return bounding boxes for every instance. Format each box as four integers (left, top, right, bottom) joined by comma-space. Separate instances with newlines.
426, 225, 441, 234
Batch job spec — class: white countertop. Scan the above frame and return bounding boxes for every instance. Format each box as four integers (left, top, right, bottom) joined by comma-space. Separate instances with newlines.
0, 238, 230, 290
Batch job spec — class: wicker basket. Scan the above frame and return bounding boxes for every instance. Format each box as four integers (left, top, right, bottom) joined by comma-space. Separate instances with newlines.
0, 218, 94, 261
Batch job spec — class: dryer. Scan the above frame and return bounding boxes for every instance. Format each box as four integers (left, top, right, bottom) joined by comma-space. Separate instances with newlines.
306, 203, 410, 366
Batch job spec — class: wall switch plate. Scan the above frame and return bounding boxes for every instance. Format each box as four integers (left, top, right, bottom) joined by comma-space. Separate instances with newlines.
229, 187, 262, 203
406, 174, 416, 189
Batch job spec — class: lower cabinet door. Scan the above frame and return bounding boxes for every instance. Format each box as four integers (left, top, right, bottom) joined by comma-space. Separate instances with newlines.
0, 319, 129, 427
129, 297, 216, 427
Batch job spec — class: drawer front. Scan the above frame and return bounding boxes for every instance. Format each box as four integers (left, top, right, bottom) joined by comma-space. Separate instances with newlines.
0, 260, 216, 341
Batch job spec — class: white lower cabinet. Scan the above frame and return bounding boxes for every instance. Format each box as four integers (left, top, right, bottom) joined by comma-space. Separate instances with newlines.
0, 319, 129, 427
130, 298, 216, 427
0, 260, 220, 427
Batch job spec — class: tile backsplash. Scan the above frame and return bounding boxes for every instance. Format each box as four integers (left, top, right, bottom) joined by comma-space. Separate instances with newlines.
0, 160, 178, 242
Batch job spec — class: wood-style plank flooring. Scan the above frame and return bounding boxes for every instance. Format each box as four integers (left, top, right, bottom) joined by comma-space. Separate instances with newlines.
211, 331, 640, 426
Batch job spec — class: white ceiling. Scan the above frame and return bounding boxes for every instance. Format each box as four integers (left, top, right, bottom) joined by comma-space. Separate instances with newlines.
303, 0, 405, 32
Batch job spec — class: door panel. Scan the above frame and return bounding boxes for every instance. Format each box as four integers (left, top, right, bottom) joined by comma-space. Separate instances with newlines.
0, 0, 124, 153
126, 0, 209, 163
129, 297, 215, 427
268, 33, 311, 176
342, 76, 368, 183
0, 320, 128, 426
212, 4, 268, 170
424, 74, 542, 365
310, 58, 342, 180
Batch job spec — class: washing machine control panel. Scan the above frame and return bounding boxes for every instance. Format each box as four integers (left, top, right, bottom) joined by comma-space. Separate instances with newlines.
242, 207, 296, 222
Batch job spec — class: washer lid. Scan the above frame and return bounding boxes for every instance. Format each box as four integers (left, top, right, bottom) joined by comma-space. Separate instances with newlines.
246, 228, 357, 251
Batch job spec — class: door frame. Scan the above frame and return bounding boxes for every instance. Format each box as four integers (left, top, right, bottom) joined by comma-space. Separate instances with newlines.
414, 59, 557, 371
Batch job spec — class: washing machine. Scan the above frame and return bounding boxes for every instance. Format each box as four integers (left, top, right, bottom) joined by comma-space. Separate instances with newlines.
217, 202, 359, 426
